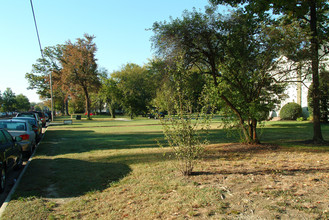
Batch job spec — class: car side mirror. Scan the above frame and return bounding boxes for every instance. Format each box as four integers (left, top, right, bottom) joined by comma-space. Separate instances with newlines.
14, 136, 22, 142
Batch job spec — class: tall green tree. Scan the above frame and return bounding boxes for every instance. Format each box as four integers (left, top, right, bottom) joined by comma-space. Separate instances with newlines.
150, 58, 206, 114
14, 94, 31, 112
151, 9, 287, 143
60, 34, 101, 119
99, 77, 121, 118
112, 63, 154, 118
90, 68, 110, 114
68, 93, 85, 114
1, 88, 16, 112
210, 0, 329, 143
25, 44, 66, 113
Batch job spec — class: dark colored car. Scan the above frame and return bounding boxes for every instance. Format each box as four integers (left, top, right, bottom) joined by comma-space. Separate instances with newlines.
30, 111, 47, 127
0, 128, 23, 192
147, 112, 166, 119
44, 113, 49, 122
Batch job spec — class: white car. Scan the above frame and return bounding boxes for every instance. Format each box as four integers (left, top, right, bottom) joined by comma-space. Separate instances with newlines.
0, 119, 36, 157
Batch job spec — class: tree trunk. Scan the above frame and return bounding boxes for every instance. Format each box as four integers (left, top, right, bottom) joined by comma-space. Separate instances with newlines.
98, 99, 103, 114
245, 119, 259, 144
61, 100, 65, 115
65, 98, 69, 116
212, 73, 259, 144
111, 107, 116, 118
84, 87, 91, 120
251, 119, 258, 143
107, 100, 116, 118
309, 0, 324, 143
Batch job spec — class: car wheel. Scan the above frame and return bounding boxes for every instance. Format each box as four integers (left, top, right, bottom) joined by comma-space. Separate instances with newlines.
0, 165, 6, 193
24, 145, 33, 158
14, 152, 23, 170
29, 144, 34, 156
32, 142, 36, 151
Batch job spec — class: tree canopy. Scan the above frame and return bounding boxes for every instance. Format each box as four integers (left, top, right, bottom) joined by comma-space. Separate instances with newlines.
0, 89, 30, 112
1, 88, 17, 112
14, 94, 31, 112
60, 34, 101, 119
151, 8, 288, 143
210, 0, 329, 143
111, 63, 155, 118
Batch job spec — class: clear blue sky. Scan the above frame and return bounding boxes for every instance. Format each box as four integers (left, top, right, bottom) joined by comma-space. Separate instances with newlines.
0, 0, 229, 103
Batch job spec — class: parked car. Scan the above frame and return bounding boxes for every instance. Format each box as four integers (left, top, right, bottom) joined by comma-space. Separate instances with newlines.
12, 117, 42, 142
44, 113, 49, 122
16, 112, 42, 128
30, 111, 46, 127
0, 128, 23, 192
45, 111, 52, 122
0, 120, 36, 157
147, 112, 166, 119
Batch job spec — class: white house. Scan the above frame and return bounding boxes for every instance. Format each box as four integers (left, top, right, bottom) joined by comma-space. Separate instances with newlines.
271, 50, 328, 119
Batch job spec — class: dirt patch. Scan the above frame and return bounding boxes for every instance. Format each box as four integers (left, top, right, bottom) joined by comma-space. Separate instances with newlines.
189, 143, 329, 219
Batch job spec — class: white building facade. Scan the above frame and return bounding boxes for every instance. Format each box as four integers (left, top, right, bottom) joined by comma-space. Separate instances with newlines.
272, 51, 328, 119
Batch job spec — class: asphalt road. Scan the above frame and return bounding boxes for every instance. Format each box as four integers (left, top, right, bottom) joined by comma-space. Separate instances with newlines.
0, 125, 47, 207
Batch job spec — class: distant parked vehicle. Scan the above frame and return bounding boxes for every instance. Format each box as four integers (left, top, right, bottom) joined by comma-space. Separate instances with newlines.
44, 113, 49, 122
30, 111, 46, 127
16, 112, 42, 128
147, 112, 166, 119
45, 111, 52, 122
0, 128, 23, 192
12, 117, 42, 142
0, 120, 36, 157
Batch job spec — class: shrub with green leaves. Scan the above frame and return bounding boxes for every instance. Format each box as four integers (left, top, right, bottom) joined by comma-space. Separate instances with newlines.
296, 117, 304, 121
157, 55, 209, 176
280, 102, 302, 120
160, 112, 208, 176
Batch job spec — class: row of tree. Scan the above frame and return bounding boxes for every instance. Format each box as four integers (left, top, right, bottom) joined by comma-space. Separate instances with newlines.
26, 1, 328, 144
0, 88, 31, 112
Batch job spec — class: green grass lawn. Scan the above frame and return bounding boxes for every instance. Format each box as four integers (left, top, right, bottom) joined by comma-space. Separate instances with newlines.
2, 118, 329, 219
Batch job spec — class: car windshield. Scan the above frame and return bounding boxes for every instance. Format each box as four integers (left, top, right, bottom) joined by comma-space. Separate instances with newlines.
0, 121, 26, 131
14, 118, 37, 126
17, 114, 34, 118
35, 112, 43, 117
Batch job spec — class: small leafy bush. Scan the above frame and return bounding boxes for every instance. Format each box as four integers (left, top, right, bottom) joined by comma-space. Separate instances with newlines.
160, 113, 207, 176
307, 115, 313, 121
280, 102, 302, 120
296, 117, 304, 121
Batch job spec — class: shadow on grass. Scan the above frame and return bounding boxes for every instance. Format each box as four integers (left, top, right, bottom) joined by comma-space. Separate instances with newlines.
38, 129, 167, 156
13, 158, 132, 199
37, 127, 236, 157
260, 122, 329, 147
40, 122, 329, 158
15, 121, 329, 199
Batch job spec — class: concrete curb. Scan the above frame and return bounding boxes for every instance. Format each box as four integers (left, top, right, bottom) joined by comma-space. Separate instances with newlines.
0, 125, 49, 218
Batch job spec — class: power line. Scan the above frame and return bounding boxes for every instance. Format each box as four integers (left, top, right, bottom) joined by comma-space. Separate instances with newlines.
30, 0, 44, 59
29, 0, 54, 121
